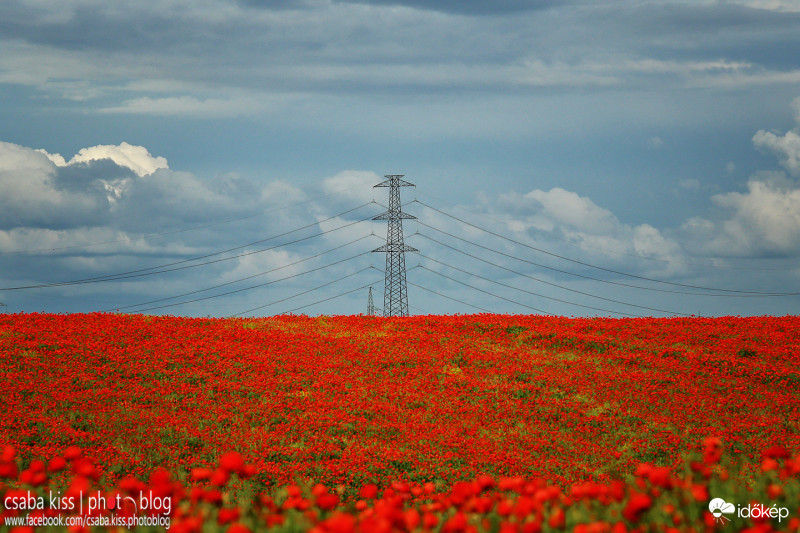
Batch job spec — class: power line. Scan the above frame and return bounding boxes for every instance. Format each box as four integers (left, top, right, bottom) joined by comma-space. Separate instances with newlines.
418, 264, 551, 315
416, 190, 800, 272
0, 203, 375, 290
123, 253, 371, 314
408, 303, 427, 314
280, 280, 384, 315
418, 253, 652, 317
407, 281, 493, 313
228, 266, 379, 317
2, 182, 366, 255
416, 233, 691, 315
104, 235, 375, 312
417, 200, 800, 296
416, 219, 796, 297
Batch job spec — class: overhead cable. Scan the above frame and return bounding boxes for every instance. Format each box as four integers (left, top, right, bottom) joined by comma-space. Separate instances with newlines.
417, 233, 690, 315
280, 280, 385, 315
105, 235, 375, 312
228, 266, 379, 317
416, 191, 800, 272
124, 253, 371, 314
418, 253, 651, 317
0, 203, 375, 290
3, 182, 366, 255
416, 219, 795, 297
407, 281, 493, 314
416, 200, 800, 295
419, 264, 551, 315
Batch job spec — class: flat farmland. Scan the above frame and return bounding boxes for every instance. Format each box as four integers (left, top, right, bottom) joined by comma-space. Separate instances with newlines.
2, 313, 798, 488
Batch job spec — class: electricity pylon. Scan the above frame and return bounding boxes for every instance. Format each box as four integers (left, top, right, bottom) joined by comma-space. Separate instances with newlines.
367, 287, 376, 316
372, 175, 417, 317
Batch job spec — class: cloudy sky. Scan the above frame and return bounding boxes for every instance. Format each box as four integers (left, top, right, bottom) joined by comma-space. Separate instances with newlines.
2, 0, 800, 317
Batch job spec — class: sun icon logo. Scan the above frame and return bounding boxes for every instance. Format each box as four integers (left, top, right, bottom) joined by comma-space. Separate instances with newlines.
708, 498, 735, 524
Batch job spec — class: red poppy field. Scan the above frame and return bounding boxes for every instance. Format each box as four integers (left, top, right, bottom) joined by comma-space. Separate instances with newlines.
1, 312, 799, 532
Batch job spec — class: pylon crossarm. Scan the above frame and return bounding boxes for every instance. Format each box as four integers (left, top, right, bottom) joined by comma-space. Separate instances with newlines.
373, 212, 417, 220
372, 244, 418, 252
374, 180, 415, 188
374, 175, 415, 188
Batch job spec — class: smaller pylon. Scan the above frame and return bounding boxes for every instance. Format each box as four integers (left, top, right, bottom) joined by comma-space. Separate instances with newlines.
367, 287, 376, 316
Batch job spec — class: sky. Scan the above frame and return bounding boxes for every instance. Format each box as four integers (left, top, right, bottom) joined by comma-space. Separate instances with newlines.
1, 0, 800, 318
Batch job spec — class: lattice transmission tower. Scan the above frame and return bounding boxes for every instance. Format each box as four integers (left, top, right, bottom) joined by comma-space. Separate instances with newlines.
367, 287, 376, 316
372, 175, 417, 317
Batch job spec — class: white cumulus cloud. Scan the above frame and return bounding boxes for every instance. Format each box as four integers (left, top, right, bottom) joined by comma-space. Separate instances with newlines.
735, 0, 800, 12
0, 142, 104, 229
752, 96, 800, 176
752, 130, 800, 176
323, 170, 383, 204
684, 171, 800, 256
67, 142, 168, 177
0, 139, 376, 316
522, 187, 619, 236
678, 97, 800, 257
489, 186, 685, 274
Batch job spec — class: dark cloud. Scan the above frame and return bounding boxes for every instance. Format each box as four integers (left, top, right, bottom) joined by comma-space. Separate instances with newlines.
2, 0, 799, 101
334, 0, 562, 15
53, 159, 136, 193
0, 143, 108, 230
112, 169, 262, 233
0, 2, 179, 52
234, 0, 316, 9
584, 3, 800, 69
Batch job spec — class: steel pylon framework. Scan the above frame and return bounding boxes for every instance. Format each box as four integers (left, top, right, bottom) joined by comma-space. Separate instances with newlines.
372, 175, 417, 317
367, 287, 376, 316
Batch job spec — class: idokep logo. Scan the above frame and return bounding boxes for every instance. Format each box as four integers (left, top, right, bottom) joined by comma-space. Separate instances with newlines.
708, 497, 790, 525
708, 498, 735, 524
